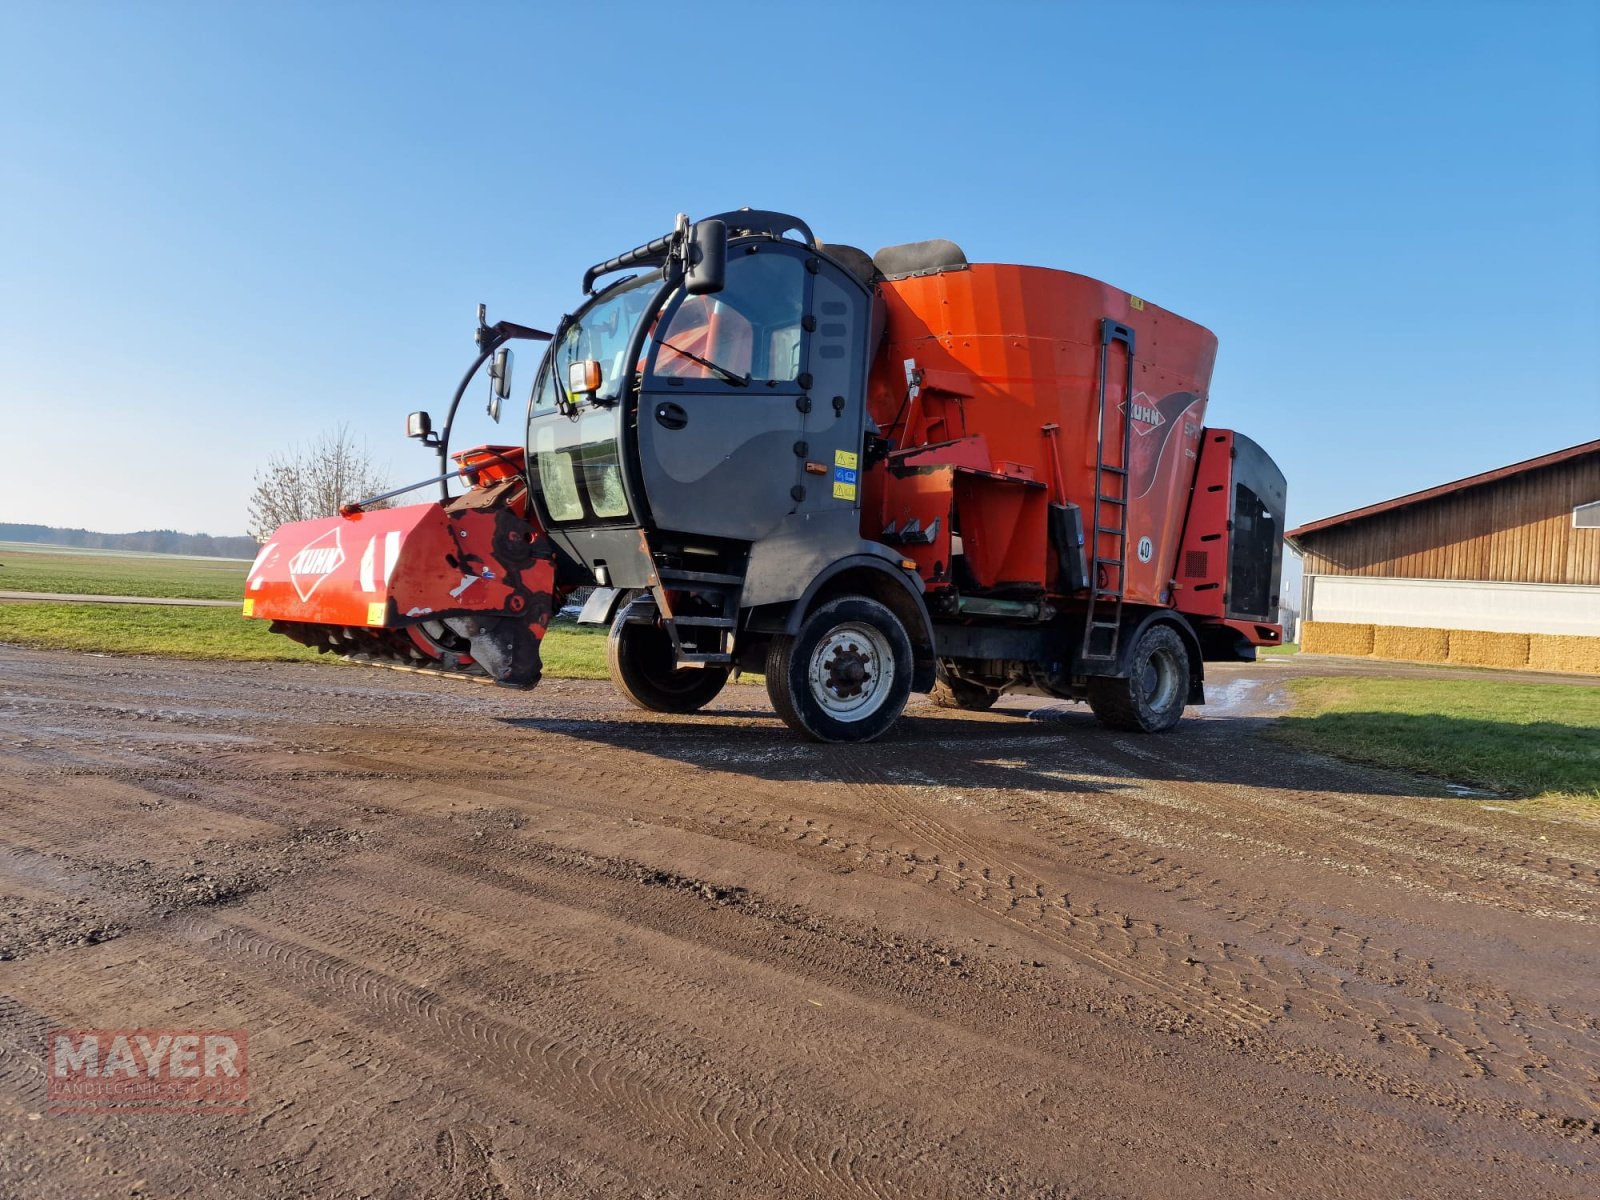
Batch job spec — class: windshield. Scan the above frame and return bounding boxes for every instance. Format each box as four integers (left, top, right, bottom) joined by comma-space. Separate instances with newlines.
533, 275, 659, 412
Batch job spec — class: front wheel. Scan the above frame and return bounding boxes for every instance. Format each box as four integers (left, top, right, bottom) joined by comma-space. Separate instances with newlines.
1086, 623, 1191, 733
608, 610, 729, 713
765, 595, 913, 742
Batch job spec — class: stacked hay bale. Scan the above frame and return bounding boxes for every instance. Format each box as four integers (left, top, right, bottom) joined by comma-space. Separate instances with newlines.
1301, 621, 1374, 655
1445, 629, 1532, 668
1373, 624, 1450, 662
1301, 622, 1600, 674
1527, 634, 1600, 674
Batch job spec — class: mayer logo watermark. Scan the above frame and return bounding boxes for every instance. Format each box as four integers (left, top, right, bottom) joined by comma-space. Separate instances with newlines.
46, 1029, 248, 1114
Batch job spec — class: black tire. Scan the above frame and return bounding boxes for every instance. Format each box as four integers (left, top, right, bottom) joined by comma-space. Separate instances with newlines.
765, 595, 913, 743
930, 665, 999, 711
1086, 623, 1191, 733
607, 611, 729, 713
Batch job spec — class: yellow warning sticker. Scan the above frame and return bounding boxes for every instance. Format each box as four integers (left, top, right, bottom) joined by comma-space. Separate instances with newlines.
1128, 296, 1145, 311
833, 481, 857, 501
367, 602, 387, 626
241, 598, 254, 617
834, 449, 858, 470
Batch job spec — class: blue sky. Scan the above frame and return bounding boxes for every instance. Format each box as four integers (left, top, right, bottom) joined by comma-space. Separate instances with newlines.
2, 1, 1596, 541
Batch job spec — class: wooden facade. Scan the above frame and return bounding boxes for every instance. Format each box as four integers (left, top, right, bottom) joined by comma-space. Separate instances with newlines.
1292, 448, 1600, 585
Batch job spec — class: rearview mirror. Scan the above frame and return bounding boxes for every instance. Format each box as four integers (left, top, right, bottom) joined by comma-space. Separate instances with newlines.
488, 347, 513, 422
685, 219, 726, 296
406, 411, 433, 440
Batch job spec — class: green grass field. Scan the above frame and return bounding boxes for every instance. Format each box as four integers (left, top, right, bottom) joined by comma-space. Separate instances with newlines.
0, 542, 612, 676
0, 541, 251, 601
1274, 676, 1600, 809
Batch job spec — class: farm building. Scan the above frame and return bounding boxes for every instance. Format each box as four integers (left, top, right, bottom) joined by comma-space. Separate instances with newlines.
1285, 439, 1600, 675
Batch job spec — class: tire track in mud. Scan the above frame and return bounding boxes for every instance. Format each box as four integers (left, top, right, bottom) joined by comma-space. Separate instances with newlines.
883, 735, 1600, 1122
0, 997, 268, 1200
166, 910, 912, 1200
368, 734, 1286, 1038
0, 963, 619, 1199
1104, 735, 1600, 912
309, 723, 1600, 1119
381, 725, 1600, 1124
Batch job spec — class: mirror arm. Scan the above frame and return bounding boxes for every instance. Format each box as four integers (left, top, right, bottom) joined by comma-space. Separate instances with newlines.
474, 320, 553, 352
436, 318, 555, 498
435, 344, 496, 500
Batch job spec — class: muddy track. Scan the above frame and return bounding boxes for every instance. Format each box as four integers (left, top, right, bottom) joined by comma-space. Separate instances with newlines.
1, 648, 1597, 1199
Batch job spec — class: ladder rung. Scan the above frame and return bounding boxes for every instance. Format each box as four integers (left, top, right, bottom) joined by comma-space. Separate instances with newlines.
1099, 465, 1128, 475
1095, 526, 1125, 535
671, 616, 736, 628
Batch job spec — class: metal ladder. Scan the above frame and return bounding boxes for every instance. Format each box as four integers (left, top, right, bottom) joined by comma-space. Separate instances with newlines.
652, 565, 741, 665
1081, 319, 1136, 665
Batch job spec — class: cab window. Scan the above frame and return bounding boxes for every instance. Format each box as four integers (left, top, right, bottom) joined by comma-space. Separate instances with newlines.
649, 249, 805, 385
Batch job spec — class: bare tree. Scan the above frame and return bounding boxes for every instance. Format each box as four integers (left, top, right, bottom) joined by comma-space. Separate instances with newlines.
247, 425, 391, 541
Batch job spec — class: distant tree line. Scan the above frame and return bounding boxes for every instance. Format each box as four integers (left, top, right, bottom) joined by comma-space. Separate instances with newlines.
0, 523, 258, 559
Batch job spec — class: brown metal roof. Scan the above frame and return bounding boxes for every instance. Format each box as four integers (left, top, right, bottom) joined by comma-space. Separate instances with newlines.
1285, 438, 1600, 544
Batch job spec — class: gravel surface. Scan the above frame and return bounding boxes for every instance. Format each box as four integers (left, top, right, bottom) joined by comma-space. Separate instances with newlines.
1, 647, 1596, 1198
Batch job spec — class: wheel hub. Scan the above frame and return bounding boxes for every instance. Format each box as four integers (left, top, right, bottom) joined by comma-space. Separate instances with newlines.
825, 644, 871, 697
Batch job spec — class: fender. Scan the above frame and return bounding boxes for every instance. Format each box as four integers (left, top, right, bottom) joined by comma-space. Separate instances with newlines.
1097, 609, 1206, 705
576, 586, 630, 627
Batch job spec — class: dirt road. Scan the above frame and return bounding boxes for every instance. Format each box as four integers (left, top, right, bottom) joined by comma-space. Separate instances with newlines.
1, 648, 1596, 1198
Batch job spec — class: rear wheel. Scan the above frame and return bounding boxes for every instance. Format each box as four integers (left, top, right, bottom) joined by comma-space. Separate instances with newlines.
1086, 623, 1190, 733
930, 664, 1000, 711
608, 610, 729, 713
765, 595, 913, 742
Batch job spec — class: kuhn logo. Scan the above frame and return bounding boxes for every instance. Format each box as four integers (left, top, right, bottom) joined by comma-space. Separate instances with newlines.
289, 529, 344, 602
1123, 392, 1167, 437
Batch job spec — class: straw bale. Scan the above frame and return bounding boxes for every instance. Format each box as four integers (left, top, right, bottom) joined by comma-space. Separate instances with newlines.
1446, 629, 1530, 669
1301, 621, 1374, 656
1371, 624, 1450, 664
1527, 634, 1600, 675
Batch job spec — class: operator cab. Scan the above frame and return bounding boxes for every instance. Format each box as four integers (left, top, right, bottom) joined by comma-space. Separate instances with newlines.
524, 211, 875, 594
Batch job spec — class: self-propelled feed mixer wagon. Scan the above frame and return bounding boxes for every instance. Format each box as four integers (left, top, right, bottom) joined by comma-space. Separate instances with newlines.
246, 210, 1286, 742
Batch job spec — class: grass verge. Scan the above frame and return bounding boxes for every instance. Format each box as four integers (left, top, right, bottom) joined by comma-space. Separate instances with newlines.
1272, 675, 1600, 813
1260, 642, 1299, 656
1, 602, 615, 678
1, 602, 320, 661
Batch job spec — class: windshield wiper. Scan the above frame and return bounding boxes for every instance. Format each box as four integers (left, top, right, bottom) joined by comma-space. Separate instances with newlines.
657, 340, 749, 387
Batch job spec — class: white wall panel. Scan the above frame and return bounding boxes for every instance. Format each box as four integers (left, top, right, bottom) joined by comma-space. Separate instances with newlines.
1304, 575, 1600, 636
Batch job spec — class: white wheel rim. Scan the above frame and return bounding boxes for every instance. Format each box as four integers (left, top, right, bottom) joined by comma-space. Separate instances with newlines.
806, 621, 895, 721
1139, 646, 1181, 712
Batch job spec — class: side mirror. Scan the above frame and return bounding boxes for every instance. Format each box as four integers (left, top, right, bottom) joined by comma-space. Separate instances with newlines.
406, 411, 433, 440
685, 219, 727, 296
488, 347, 513, 421
567, 359, 602, 396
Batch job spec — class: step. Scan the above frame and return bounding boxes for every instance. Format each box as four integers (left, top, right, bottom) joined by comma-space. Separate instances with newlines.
658, 568, 744, 586
669, 616, 737, 628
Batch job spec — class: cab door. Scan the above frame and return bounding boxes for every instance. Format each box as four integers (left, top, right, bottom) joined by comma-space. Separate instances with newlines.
635, 242, 808, 540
